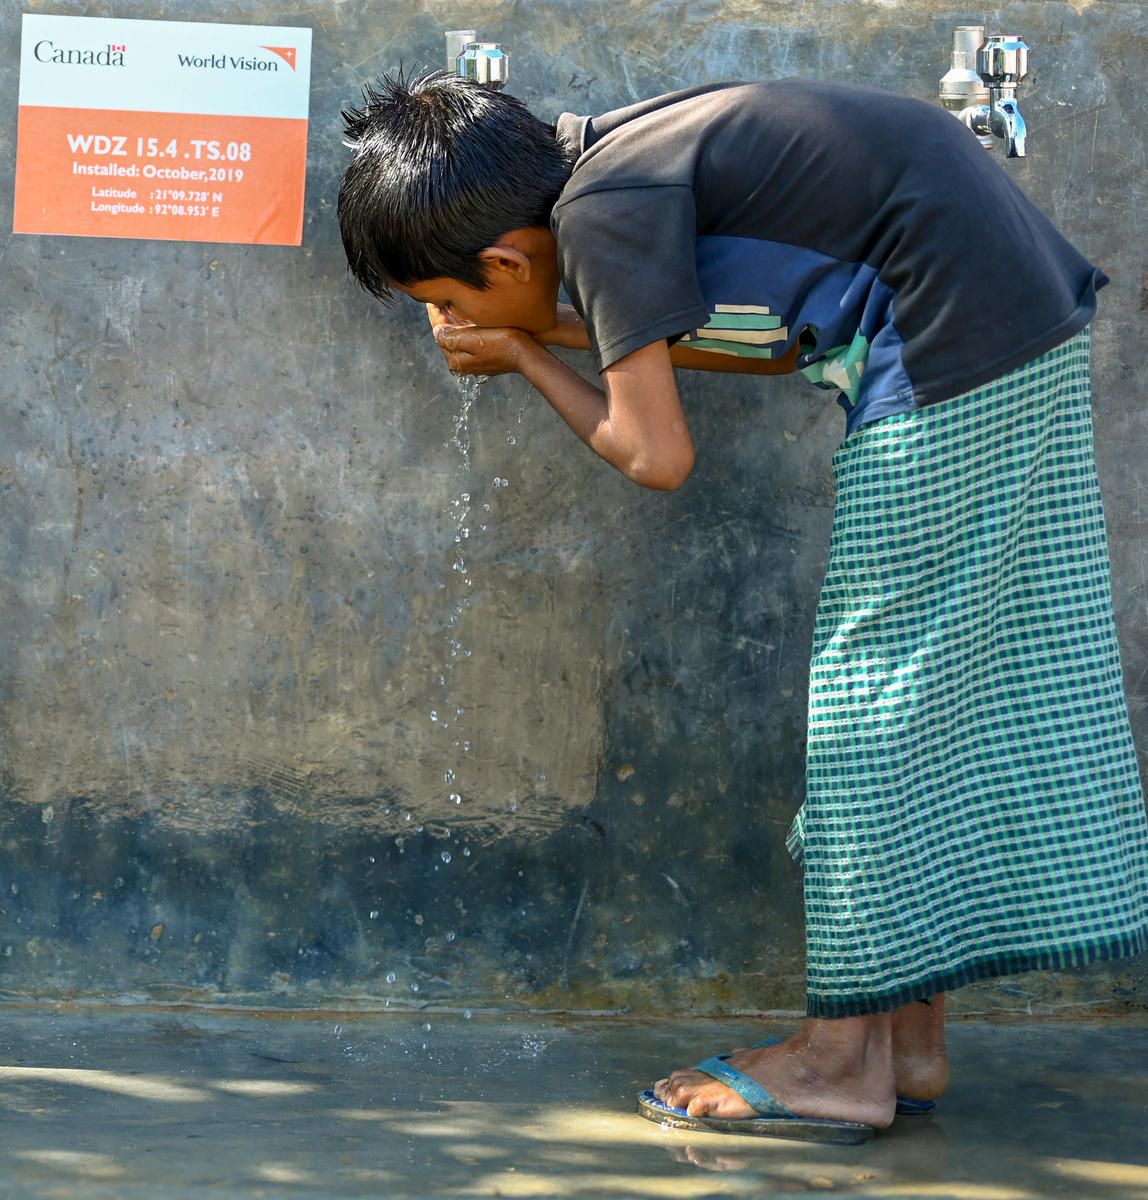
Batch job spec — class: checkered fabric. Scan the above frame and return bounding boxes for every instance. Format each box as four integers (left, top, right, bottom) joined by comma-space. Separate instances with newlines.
786, 328, 1148, 1018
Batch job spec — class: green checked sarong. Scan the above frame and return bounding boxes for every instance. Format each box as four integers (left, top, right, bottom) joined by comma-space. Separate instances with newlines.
787, 328, 1148, 1018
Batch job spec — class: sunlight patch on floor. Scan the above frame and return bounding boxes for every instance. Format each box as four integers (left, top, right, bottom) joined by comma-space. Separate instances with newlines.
0, 1067, 209, 1102
11, 1150, 127, 1179
211, 1078, 319, 1097
861, 1186, 1036, 1199
255, 1161, 319, 1184
1043, 1157, 1148, 1190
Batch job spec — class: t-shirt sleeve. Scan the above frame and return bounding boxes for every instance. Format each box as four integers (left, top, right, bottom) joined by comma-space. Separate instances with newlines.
552, 184, 711, 372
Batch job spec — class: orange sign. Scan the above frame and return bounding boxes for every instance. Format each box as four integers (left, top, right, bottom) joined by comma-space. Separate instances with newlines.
15, 15, 312, 246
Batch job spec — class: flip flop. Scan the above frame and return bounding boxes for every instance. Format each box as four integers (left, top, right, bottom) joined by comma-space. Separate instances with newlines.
636, 1049, 875, 1145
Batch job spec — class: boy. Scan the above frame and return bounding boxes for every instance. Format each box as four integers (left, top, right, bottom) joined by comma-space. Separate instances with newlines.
338, 72, 1148, 1141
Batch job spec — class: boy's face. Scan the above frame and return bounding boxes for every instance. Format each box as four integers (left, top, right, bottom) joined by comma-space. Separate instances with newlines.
397, 271, 558, 334
395, 231, 561, 334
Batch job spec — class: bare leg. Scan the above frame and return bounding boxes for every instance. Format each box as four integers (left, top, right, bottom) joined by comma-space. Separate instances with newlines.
652, 1013, 898, 1129
892, 993, 949, 1102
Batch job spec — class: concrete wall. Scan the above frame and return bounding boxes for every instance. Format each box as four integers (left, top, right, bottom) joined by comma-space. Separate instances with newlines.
1, 0, 1145, 1014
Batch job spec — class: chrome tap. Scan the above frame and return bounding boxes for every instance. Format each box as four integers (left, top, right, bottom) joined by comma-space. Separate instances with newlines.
445, 30, 509, 90
940, 28, 1029, 158
977, 37, 1028, 157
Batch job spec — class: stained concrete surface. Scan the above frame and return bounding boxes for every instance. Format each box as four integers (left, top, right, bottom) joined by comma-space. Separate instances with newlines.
1, 1007, 1146, 1199
3, 0, 1147, 1015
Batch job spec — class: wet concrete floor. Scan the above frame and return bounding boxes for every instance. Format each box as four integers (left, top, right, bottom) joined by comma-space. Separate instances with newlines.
0, 1006, 1146, 1199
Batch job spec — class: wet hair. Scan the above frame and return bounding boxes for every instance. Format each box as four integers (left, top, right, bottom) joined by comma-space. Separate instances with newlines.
338, 70, 573, 303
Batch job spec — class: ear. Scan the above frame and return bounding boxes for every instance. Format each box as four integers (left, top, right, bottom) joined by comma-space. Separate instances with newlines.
476, 236, 533, 281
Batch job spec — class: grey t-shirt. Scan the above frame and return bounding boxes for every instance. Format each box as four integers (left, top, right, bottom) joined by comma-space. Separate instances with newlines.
552, 80, 1106, 431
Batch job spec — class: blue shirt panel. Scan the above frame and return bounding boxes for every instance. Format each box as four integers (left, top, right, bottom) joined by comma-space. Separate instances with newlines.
688, 235, 914, 433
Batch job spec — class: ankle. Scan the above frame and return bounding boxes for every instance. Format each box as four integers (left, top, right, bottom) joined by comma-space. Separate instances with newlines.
796, 1016, 894, 1080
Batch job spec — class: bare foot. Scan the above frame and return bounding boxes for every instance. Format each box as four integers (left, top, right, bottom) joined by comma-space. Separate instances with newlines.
651, 1015, 898, 1129
891, 995, 949, 1103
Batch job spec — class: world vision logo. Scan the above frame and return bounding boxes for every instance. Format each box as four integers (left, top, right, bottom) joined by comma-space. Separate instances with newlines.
262, 46, 297, 69
176, 44, 297, 72
33, 39, 127, 66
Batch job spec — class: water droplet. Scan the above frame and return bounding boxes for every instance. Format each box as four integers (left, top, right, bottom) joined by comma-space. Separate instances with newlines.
507, 435, 517, 445
450, 793, 461, 805
369, 910, 379, 920
444, 769, 455, 784
454, 373, 489, 402
441, 851, 452, 864
429, 710, 438, 722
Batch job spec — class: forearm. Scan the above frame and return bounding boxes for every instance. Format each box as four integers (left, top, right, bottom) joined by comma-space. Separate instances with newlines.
513, 339, 692, 491
514, 341, 622, 464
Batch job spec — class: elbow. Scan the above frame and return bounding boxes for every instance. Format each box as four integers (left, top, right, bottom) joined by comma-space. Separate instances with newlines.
627, 443, 695, 491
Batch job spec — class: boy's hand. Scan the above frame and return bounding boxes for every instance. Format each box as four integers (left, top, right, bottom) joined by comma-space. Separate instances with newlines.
426, 304, 532, 377
433, 322, 534, 377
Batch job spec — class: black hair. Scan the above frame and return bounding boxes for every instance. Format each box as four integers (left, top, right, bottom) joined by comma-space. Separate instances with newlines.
338, 70, 573, 303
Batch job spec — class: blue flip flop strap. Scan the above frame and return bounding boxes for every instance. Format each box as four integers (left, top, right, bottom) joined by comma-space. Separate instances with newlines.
750, 1038, 935, 1116
693, 1054, 798, 1119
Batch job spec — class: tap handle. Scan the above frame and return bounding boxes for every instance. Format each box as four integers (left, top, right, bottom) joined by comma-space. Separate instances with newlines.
976, 36, 1029, 86
457, 42, 510, 90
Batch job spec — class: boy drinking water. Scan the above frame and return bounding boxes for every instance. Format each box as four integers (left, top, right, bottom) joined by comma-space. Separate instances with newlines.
338, 71, 1148, 1141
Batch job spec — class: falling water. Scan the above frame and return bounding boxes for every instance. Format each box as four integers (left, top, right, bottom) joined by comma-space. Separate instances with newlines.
434, 372, 499, 849
374, 372, 530, 999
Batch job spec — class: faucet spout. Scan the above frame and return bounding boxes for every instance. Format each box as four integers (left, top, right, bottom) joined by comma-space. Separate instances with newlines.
990, 94, 1026, 157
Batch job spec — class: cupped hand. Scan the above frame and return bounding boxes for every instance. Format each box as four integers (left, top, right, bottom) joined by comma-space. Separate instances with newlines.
428, 307, 533, 377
